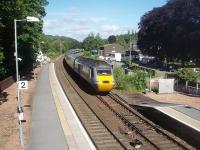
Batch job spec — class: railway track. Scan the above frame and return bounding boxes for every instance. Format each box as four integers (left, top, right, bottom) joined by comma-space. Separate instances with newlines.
55, 58, 126, 149
55, 57, 194, 150
97, 94, 194, 150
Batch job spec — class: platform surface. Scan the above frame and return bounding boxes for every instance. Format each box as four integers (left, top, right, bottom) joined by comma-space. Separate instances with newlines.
49, 63, 95, 150
29, 63, 95, 150
138, 102, 200, 132
29, 64, 69, 150
156, 106, 200, 132
173, 105, 200, 121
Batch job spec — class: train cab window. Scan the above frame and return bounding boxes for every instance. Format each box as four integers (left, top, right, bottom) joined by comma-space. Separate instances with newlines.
97, 69, 111, 75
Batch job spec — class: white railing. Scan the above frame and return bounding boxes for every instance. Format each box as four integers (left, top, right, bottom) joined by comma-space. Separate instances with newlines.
175, 80, 200, 96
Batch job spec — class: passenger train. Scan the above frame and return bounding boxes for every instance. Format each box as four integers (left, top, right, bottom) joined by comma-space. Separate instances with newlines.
64, 51, 114, 92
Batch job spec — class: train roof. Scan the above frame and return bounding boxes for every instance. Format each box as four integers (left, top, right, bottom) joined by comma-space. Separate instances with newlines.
65, 51, 78, 59
65, 51, 112, 68
76, 56, 111, 68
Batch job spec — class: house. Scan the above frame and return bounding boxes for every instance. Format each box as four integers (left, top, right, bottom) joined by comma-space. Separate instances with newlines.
125, 50, 143, 61
99, 43, 124, 57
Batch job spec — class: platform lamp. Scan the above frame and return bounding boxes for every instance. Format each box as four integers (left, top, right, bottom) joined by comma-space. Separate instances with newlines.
14, 16, 40, 147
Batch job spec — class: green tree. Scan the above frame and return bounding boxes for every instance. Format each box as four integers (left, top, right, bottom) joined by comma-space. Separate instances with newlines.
0, 0, 48, 78
177, 68, 200, 82
137, 0, 200, 65
82, 33, 104, 52
41, 34, 80, 58
108, 35, 116, 44
0, 48, 6, 80
116, 31, 137, 49
116, 36, 126, 48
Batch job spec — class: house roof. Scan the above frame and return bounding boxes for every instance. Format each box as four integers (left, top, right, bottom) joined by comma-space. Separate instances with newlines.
103, 43, 123, 47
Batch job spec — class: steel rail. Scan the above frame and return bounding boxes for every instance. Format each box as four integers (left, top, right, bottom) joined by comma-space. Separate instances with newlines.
97, 95, 161, 150
55, 58, 127, 149
109, 92, 191, 149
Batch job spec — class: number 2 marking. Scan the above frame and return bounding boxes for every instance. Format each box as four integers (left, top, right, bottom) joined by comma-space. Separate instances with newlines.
21, 82, 25, 88
19, 81, 28, 89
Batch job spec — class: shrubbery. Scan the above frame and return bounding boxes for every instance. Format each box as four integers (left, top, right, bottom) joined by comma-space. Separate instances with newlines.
113, 67, 124, 89
0, 49, 6, 80
176, 68, 200, 82
113, 67, 148, 92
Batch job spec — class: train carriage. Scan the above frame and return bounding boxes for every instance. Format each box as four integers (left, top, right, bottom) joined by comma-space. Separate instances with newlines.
64, 51, 114, 92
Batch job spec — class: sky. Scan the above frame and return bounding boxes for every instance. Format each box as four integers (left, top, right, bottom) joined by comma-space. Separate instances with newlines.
43, 0, 167, 41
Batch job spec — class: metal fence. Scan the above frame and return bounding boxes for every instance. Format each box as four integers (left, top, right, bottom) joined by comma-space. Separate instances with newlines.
174, 80, 200, 96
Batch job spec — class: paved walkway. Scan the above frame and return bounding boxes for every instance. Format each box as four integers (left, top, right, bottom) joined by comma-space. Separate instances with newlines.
49, 63, 95, 150
29, 63, 95, 150
29, 64, 68, 150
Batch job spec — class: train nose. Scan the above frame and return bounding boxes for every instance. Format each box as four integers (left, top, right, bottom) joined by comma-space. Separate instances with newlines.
98, 82, 113, 92
97, 76, 114, 92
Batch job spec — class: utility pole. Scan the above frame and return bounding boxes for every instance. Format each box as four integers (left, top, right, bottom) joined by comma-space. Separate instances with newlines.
129, 40, 132, 64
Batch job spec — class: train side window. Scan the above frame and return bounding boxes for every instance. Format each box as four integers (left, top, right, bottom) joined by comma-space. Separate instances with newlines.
91, 68, 94, 78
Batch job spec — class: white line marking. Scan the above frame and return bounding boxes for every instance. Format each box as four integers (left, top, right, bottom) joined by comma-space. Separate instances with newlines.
51, 63, 96, 150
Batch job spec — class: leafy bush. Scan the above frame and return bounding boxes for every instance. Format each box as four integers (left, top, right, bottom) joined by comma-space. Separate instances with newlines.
176, 68, 200, 82
113, 67, 148, 92
121, 75, 136, 91
0, 49, 6, 80
46, 49, 61, 58
113, 67, 124, 89
133, 70, 148, 91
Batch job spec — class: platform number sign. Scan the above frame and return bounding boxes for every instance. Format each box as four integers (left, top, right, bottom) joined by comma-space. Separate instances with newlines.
18, 81, 28, 90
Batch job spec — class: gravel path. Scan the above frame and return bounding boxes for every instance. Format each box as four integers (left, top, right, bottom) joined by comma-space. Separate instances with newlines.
0, 67, 40, 150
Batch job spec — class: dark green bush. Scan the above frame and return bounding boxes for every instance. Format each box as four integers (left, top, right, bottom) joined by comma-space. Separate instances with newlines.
0, 50, 6, 80
113, 67, 124, 89
113, 67, 148, 92
133, 70, 148, 91
176, 68, 200, 82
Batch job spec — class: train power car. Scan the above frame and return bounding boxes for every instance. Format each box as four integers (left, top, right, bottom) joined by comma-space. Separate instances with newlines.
64, 51, 114, 92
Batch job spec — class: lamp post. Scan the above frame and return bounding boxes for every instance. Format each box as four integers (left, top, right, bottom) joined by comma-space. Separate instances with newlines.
14, 16, 39, 147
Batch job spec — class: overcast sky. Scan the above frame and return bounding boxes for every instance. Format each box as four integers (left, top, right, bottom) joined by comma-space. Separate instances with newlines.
43, 0, 167, 41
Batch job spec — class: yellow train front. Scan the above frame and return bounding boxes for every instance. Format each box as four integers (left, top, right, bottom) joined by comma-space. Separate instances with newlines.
65, 52, 114, 93
93, 66, 114, 92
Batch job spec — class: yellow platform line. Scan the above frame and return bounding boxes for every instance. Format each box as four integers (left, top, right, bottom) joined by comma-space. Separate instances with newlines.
49, 63, 78, 150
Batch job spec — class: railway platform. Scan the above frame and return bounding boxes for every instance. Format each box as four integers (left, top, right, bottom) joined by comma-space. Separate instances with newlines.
157, 105, 200, 131
138, 103, 200, 131
29, 63, 95, 150
136, 103, 200, 148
